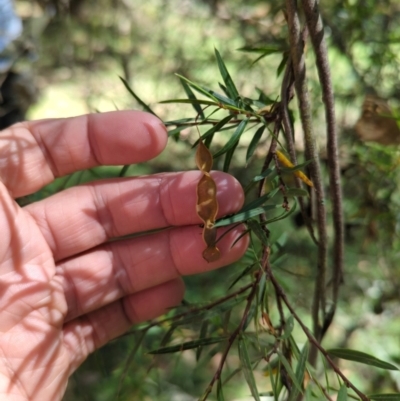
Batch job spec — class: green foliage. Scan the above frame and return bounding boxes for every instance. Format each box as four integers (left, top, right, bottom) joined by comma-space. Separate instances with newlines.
21, 0, 400, 400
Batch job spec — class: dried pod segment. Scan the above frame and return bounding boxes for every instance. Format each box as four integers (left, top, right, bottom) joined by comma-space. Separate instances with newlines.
196, 138, 220, 262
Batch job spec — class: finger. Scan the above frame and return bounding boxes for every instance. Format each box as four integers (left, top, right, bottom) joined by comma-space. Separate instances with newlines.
60, 224, 248, 321
0, 111, 167, 197
25, 170, 244, 260
63, 278, 184, 372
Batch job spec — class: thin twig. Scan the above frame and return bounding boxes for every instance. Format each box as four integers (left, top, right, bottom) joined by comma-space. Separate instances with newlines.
285, 0, 328, 360
302, 0, 344, 333
267, 267, 369, 401
123, 282, 254, 337
201, 251, 269, 400
280, 58, 318, 245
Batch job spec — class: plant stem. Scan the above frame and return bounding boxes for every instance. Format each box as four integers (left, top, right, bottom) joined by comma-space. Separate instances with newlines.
201, 250, 269, 400
267, 267, 369, 401
285, 0, 328, 361
302, 0, 344, 330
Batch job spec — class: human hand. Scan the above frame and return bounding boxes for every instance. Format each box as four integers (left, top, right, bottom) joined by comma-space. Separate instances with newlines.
0, 111, 248, 401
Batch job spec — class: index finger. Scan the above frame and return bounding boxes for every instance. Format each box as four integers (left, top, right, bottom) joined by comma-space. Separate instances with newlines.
0, 111, 167, 197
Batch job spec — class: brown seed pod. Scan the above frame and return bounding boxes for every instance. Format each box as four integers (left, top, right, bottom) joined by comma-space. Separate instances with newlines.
195, 138, 220, 262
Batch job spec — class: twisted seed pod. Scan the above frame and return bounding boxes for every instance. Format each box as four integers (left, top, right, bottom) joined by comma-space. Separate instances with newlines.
196, 139, 220, 262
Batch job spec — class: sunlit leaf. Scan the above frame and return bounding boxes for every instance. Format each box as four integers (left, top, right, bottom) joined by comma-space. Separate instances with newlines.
149, 336, 226, 354
119, 76, 157, 116
215, 48, 239, 101
238, 336, 261, 401
327, 349, 399, 370
214, 118, 249, 158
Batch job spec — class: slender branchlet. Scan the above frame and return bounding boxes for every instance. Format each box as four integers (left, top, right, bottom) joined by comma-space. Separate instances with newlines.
302, 0, 344, 331
285, 0, 328, 359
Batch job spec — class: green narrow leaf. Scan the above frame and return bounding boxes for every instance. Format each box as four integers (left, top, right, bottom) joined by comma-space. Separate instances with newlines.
277, 51, 289, 77
215, 48, 239, 101
237, 46, 282, 54
149, 336, 226, 354
214, 205, 280, 228
180, 78, 205, 119
277, 352, 303, 393
217, 377, 225, 401
247, 167, 275, 185
240, 187, 281, 213
243, 301, 257, 331
369, 394, 400, 400
116, 330, 147, 399
208, 88, 238, 107
119, 164, 130, 177
228, 263, 257, 289
223, 139, 239, 172
238, 336, 261, 401
247, 219, 269, 246
160, 98, 216, 106
218, 82, 229, 98
288, 342, 309, 401
160, 325, 176, 347
176, 74, 219, 102
280, 315, 294, 340
264, 199, 298, 225
214, 118, 249, 158
168, 126, 186, 140
246, 125, 266, 163
196, 320, 209, 361
337, 384, 348, 401
119, 76, 157, 116
192, 115, 235, 147
327, 349, 399, 371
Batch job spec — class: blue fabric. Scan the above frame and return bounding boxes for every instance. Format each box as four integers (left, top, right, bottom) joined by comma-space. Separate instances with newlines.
0, 0, 22, 53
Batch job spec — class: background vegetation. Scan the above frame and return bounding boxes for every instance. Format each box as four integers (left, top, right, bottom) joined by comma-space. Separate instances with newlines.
8, 0, 400, 400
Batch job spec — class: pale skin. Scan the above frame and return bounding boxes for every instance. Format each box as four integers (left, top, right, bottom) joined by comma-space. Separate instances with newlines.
0, 110, 248, 401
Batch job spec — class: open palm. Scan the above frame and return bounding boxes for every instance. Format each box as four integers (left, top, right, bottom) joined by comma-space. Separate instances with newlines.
0, 111, 247, 401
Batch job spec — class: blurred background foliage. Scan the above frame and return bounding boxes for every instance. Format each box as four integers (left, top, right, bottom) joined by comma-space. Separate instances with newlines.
5, 0, 400, 399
